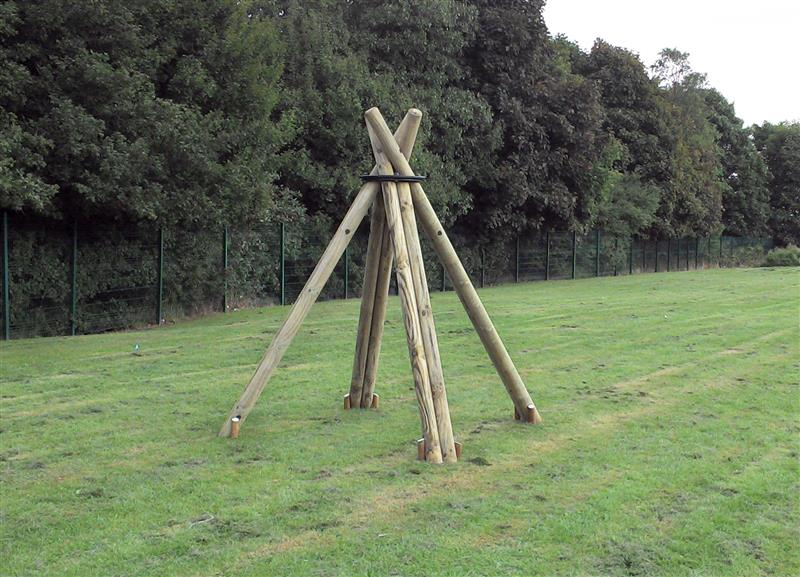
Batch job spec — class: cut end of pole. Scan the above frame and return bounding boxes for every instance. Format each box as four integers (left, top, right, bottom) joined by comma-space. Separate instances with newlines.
514, 403, 542, 424
526, 403, 542, 425
364, 107, 382, 123
416, 439, 425, 461
343, 395, 351, 410
370, 393, 380, 409
454, 441, 462, 461
407, 108, 422, 118
230, 416, 240, 439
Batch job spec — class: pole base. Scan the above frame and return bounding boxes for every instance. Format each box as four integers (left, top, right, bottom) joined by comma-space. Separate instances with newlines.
418, 438, 462, 462
343, 393, 379, 410
514, 403, 542, 424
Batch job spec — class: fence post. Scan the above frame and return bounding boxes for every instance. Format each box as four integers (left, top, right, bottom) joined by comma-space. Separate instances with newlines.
642, 240, 647, 272
222, 226, 228, 312
156, 227, 164, 325
571, 231, 577, 279
654, 240, 659, 273
666, 239, 671, 272
595, 229, 601, 277
545, 231, 550, 281
629, 238, 634, 275
614, 237, 618, 276
706, 237, 711, 269
480, 247, 485, 288
279, 222, 286, 305
719, 236, 724, 267
730, 236, 734, 264
71, 221, 78, 335
2, 211, 9, 341
515, 234, 520, 283
343, 246, 349, 299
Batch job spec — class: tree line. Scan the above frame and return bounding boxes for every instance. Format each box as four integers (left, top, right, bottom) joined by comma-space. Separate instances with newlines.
2, 0, 798, 247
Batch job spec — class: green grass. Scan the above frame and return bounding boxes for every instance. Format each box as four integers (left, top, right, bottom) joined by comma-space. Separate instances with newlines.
2, 267, 798, 577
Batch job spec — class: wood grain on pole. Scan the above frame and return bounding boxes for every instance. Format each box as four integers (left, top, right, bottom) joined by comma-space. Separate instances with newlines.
364, 107, 542, 424
356, 111, 422, 408
348, 195, 386, 408
397, 179, 457, 462
360, 224, 392, 407
367, 122, 443, 464
219, 112, 422, 437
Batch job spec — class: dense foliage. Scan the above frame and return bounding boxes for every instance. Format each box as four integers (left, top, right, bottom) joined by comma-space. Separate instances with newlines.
2, 0, 795, 244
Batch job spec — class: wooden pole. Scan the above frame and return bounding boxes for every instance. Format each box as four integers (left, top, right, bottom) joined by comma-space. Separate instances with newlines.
397, 176, 457, 462
367, 123, 443, 463
365, 108, 541, 424
218, 112, 422, 436
360, 224, 392, 407
357, 112, 422, 408
348, 195, 387, 408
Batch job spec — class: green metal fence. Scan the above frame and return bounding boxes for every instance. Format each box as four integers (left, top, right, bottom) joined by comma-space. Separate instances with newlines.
0, 210, 773, 340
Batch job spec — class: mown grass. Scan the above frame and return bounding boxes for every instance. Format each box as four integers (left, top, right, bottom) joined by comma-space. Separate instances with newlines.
1, 267, 798, 577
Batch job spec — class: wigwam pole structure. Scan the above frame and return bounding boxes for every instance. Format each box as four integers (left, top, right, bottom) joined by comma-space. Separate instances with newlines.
363, 108, 542, 425
219, 107, 542, 462
218, 110, 423, 437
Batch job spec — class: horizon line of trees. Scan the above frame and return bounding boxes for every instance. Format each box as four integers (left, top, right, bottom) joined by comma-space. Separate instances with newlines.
2, 0, 798, 247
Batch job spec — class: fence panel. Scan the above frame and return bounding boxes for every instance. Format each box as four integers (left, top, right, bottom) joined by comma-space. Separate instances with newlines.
0, 213, 775, 340
76, 224, 159, 334
5, 216, 71, 338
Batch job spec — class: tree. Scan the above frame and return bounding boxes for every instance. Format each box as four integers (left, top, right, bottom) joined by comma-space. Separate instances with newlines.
649, 49, 725, 236
0, 0, 290, 227
459, 0, 607, 237
576, 40, 673, 188
752, 122, 800, 246
703, 89, 770, 236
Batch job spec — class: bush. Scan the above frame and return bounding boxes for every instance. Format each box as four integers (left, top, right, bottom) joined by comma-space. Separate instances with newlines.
763, 246, 800, 267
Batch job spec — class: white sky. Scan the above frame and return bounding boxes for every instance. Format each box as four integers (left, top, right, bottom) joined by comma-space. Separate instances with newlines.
543, 0, 799, 126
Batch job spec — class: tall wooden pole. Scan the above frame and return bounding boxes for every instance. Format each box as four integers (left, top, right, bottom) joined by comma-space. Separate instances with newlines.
360, 224, 393, 407
219, 112, 422, 436
348, 197, 387, 407
365, 108, 541, 424
397, 175, 457, 462
367, 123, 443, 463
350, 112, 422, 408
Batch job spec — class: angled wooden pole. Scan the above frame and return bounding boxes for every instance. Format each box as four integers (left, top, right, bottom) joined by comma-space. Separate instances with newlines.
360, 221, 392, 407
397, 179, 457, 462
364, 107, 542, 424
367, 122, 443, 463
219, 112, 422, 437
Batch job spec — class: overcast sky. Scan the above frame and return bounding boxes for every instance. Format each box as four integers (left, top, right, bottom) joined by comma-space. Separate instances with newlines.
542, 0, 799, 126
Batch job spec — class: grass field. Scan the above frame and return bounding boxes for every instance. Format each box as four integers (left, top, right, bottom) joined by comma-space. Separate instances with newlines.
1, 267, 798, 576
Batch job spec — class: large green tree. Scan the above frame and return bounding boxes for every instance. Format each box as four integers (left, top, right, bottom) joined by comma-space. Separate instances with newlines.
752, 122, 800, 246
703, 89, 770, 236
459, 0, 607, 237
0, 0, 290, 227
650, 49, 725, 236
